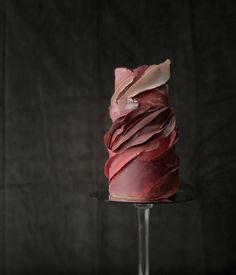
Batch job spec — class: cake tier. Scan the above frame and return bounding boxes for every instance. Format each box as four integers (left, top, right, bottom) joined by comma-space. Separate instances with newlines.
104, 60, 180, 203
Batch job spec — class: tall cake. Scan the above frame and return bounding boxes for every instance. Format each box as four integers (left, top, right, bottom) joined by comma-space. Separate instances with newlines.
104, 59, 180, 203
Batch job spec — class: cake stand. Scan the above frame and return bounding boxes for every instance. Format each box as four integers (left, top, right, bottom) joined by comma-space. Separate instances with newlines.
91, 189, 196, 275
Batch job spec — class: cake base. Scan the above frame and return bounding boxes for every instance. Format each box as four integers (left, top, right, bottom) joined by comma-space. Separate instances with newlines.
109, 194, 176, 203
90, 186, 197, 204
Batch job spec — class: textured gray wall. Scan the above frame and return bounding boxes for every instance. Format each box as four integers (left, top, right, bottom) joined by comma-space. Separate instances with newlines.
0, 0, 236, 274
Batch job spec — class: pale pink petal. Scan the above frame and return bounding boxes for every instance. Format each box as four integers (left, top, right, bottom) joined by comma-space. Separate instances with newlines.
111, 68, 134, 104
121, 59, 171, 99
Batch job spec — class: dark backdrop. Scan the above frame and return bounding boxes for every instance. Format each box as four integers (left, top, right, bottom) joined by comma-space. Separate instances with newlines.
0, 0, 236, 274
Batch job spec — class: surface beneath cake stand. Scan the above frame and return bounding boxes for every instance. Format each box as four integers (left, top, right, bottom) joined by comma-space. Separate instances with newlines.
91, 188, 198, 275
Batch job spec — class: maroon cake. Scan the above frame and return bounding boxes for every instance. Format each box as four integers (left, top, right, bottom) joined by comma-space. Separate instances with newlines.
104, 59, 180, 203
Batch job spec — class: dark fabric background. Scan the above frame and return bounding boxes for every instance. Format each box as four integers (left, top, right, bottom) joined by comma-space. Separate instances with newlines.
0, 0, 236, 274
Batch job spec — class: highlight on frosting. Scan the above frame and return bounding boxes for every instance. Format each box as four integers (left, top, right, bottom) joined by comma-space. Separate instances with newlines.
104, 59, 179, 203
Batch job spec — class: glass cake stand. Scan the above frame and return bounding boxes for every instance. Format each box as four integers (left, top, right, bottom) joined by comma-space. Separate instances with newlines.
91, 188, 197, 275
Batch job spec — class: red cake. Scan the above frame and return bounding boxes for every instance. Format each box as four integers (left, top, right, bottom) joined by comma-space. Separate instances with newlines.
104, 60, 180, 203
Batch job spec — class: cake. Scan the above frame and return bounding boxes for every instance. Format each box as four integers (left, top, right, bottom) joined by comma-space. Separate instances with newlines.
104, 59, 180, 203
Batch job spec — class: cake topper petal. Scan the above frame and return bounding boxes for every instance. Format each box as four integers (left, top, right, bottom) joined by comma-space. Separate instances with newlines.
111, 68, 134, 104
121, 59, 171, 100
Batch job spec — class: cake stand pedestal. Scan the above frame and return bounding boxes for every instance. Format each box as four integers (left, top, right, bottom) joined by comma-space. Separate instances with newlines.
91, 190, 196, 275
135, 203, 153, 275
